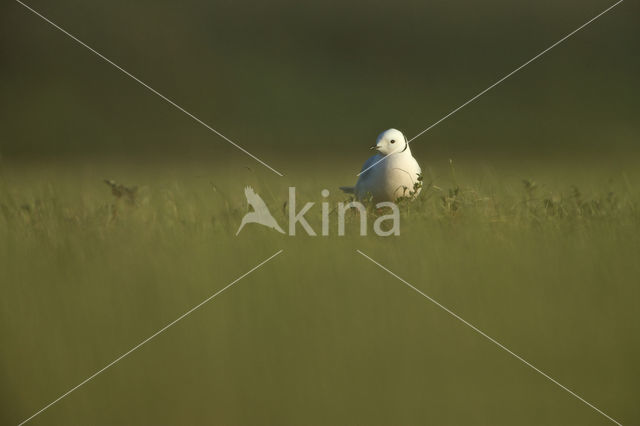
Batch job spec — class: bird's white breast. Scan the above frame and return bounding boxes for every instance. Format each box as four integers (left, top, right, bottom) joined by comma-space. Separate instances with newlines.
355, 152, 421, 202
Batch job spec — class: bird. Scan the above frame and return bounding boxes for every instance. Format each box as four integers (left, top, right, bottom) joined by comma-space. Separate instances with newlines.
340, 129, 422, 202
236, 186, 285, 235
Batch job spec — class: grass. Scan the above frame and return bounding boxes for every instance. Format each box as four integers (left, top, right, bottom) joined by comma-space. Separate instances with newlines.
1, 158, 639, 425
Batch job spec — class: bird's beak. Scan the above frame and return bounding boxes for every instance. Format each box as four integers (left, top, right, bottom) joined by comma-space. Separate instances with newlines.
370, 145, 378, 150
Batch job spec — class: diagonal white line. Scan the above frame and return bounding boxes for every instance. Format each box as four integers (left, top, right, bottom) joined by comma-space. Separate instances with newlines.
357, 0, 624, 177
356, 249, 623, 426
15, 0, 284, 177
17, 249, 284, 426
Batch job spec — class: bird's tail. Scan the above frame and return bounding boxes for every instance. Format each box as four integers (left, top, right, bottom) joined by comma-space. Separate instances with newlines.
339, 186, 355, 194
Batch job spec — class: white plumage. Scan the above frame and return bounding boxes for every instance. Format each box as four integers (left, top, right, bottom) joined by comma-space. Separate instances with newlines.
341, 129, 421, 202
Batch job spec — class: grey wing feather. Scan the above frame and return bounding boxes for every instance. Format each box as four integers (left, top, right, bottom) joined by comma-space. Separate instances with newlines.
340, 155, 382, 195
359, 154, 382, 178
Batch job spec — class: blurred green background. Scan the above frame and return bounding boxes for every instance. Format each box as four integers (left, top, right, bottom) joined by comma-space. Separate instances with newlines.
1, 0, 638, 163
1, 0, 639, 425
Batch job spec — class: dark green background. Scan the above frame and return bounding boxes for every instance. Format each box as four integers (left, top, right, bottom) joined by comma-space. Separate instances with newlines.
1, 0, 638, 164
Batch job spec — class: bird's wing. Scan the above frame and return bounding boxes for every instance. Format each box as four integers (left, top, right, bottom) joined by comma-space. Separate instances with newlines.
359, 154, 383, 178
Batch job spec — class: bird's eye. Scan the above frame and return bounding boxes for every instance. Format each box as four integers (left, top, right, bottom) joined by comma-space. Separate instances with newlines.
390, 139, 396, 144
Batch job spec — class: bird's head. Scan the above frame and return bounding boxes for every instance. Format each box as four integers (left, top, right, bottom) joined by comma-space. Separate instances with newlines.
370, 128, 408, 155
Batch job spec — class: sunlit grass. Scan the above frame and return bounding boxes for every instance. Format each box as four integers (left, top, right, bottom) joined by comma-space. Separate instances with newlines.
1, 159, 638, 425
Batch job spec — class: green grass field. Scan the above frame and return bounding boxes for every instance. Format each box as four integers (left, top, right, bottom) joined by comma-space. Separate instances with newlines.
2, 0, 638, 423
1, 158, 638, 425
